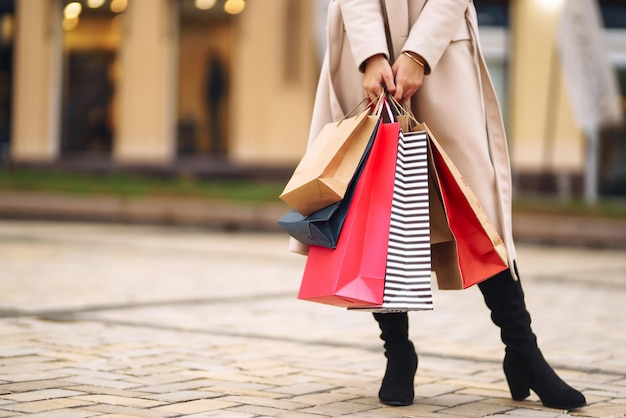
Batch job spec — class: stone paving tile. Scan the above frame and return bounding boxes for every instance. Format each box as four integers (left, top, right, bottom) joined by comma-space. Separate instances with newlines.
0, 388, 86, 402
219, 395, 310, 410
87, 414, 153, 418
82, 403, 177, 417
0, 411, 23, 418
184, 411, 256, 418
19, 410, 103, 418
152, 399, 240, 414
123, 373, 207, 387
298, 400, 380, 415
227, 404, 332, 417
420, 392, 487, 407
458, 385, 514, 399
0, 371, 71, 383
66, 384, 163, 399
62, 375, 144, 390
199, 383, 287, 399
288, 392, 360, 405
71, 394, 166, 408
265, 383, 339, 396
0, 397, 96, 413
570, 402, 626, 417
437, 401, 514, 416
341, 409, 447, 418
413, 382, 461, 398
134, 379, 225, 394
51, 367, 133, 382
0, 379, 78, 393
140, 389, 223, 403
502, 408, 577, 417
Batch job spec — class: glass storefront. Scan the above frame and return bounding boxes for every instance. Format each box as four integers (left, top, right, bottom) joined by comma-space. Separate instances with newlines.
476, 1, 509, 128
599, 1, 626, 196
599, 68, 626, 196
475, 0, 626, 198
176, 0, 237, 157
57, 0, 243, 159
60, 0, 125, 156
0, 0, 13, 167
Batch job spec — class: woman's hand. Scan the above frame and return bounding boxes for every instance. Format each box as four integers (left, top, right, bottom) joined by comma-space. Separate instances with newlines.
391, 52, 425, 103
363, 54, 396, 103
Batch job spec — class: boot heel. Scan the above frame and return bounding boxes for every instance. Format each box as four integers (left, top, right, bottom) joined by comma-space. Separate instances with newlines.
504, 353, 531, 401
378, 342, 417, 406
504, 350, 586, 410
506, 375, 530, 401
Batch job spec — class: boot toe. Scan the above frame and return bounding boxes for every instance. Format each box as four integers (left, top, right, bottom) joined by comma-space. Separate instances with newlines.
541, 390, 586, 411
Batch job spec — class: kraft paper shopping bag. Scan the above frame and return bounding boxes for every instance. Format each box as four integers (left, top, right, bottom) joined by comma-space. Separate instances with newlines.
280, 106, 379, 216
277, 120, 380, 248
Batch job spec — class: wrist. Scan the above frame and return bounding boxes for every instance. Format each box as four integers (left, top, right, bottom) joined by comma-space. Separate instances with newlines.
402, 51, 426, 68
360, 54, 387, 72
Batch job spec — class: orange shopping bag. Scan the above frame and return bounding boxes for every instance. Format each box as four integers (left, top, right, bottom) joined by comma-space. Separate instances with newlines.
422, 123, 509, 289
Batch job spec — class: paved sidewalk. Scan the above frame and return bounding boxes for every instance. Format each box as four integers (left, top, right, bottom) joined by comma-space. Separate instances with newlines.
0, 220, 625, 417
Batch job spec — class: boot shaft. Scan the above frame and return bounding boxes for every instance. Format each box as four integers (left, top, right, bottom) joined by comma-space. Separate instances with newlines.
478, 267, 537, 354
373, 312, 410, 344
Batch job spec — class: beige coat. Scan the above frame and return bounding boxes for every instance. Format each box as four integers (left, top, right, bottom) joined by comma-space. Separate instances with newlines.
294, 0, 516, 274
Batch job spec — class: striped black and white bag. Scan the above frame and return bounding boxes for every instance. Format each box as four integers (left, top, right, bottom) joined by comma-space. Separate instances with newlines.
381, 129, 432, 311
351, 129, 433, 312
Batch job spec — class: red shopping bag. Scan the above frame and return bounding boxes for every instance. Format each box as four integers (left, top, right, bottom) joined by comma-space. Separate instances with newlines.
298, 122, 400, 307
423, 124, 509, 289
349, 129, 434, 312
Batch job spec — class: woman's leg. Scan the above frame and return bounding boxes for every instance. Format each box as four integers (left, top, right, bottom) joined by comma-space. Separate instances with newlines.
373, 312, 418, 406
478, 266, 586, 410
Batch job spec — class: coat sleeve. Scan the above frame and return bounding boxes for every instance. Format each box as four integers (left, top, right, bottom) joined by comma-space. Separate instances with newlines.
403, 0, 471, 73
339, 0, 389, 72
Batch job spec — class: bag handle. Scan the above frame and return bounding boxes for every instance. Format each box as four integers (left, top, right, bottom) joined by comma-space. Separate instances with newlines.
336, 92, 386, 126
336, 97, 368, 125
372, 94, 395, 123
387, 94, 421, 128
371, 93, 413, 125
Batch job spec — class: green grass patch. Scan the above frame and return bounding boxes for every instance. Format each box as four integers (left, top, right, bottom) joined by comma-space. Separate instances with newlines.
513, 195, 626, 220
2, 169, 625, 217
0, 169, 285, 203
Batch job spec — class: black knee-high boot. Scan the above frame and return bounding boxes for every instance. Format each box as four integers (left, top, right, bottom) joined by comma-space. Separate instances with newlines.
373, 312, 417, 406
478, 266, 586, 410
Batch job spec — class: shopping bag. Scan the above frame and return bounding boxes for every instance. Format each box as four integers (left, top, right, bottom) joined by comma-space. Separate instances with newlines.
420, 123, 509, 289
278, 205, 344, 249
297, 122, 400, 307
350, 129, 433, 312
280, 104, 380, 216
277, 120, 380, 248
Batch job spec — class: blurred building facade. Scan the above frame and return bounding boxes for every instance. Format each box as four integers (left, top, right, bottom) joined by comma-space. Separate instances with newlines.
3, 0, 626, 196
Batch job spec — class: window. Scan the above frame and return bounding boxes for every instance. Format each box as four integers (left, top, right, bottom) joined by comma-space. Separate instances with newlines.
598, 1, 626, 196
600, 0, 626, 29
0, 0, 13, 165
177, 0, 239, 156
476, 1, 509, 27
60, 0, 125, 155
